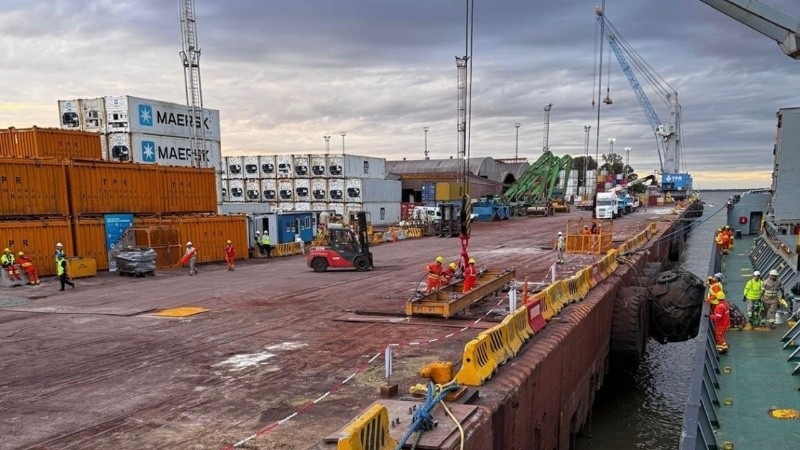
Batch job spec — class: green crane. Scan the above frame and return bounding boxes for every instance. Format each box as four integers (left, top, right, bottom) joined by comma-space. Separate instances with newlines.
502, 151, 572, 215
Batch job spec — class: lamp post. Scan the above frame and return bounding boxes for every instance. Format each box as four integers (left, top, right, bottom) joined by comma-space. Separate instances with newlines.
340, 132, 346, 155
624, 146, 631, 179
584, 125, 591, 193
323, 135, 331, 155
423, 126, 429, 160
607, 137, 616, 172
514, 123, 521, 160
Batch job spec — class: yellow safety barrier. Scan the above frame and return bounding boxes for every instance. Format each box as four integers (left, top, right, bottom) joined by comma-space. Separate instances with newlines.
337, 403, 398, 450
550, 280, 571, 311
479, 326, 513, 366
514, 306, 533, 340
454, 334, 498, 386
500, 314, 523, 356
566, 274, 587, 302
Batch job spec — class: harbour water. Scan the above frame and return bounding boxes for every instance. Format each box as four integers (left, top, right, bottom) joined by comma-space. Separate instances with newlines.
576, 190, 735, 449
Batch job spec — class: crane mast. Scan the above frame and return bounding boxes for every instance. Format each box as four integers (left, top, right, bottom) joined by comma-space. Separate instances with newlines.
179, 0, 206, 168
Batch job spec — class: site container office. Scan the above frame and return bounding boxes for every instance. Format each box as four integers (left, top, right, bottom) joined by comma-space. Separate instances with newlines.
276, 212, 314, 244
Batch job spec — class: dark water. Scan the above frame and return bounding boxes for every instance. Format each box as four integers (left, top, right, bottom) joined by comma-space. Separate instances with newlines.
575, 190, 734, 449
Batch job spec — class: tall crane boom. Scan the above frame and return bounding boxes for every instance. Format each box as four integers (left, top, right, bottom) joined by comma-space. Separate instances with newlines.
698, 0, 800, 59
179, 0, 206, 168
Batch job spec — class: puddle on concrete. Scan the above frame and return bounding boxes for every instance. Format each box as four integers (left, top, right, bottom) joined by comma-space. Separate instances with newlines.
215, 341, 307, 371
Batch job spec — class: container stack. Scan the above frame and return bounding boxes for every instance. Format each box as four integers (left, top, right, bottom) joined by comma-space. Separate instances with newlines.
221, 153, 401, 225
1, 127, 244, 276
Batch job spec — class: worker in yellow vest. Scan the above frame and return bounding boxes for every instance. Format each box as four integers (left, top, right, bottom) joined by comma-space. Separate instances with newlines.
1, 248, 22, 281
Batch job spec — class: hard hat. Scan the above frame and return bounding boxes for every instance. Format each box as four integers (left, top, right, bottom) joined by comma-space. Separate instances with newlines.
769, 269, 779, 276
558, 231, 563, 235
714, 272, 723, 280
449, 262, 457, 269
584, 225, 589, 229
435, 256, 444, 263
186, 241, 193, 246
468, 258, 476, 264
255, 230, 261, 234
18, 251, 24, 256
226, 240, 231, 244
753, 271, 761, 277
56, 242, 63, 247
3, 248, 9, 252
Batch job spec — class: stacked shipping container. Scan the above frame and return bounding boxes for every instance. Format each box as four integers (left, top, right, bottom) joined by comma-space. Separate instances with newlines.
221, 153, 401, 226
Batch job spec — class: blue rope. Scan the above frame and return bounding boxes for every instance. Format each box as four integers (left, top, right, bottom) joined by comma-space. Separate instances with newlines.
395, 382, 460, 450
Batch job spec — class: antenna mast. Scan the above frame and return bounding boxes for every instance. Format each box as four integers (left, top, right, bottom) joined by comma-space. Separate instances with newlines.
179, 0, 206, 168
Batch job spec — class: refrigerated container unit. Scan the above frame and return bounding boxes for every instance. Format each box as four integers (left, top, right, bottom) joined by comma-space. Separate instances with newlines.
278, 179, 295, 201
311, 202, 329, 212
328, 179, 345, 201
294, 202, 311, 212
293, 154, 310, 178
345, 178, 401, 203
311, 155, 327, 177
277, 202, 295, 212
311, 178, 329, 201
58, 99, 81, 130
0, 158, 69, 217
220, 179, 230, 202
245, 180, 262, 202
0, 127, 103, 160
260, 155, 277, 178
327, 202, 345, 216
100, 95, 221, 141
105, 132, 221, 168
261, 179, 278, 202
276, 155, 293, 179
224, 156, 244, 179
227, 179, 246, 203
242, 156, 260, 179
328, 155, 344, 177
294, 178, 311, 202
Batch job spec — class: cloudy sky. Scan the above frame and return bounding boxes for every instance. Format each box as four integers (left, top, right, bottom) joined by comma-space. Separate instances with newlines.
1, 0, 798, 188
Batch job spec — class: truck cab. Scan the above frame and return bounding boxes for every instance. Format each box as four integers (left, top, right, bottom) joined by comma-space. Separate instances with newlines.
595, 192, 619, 219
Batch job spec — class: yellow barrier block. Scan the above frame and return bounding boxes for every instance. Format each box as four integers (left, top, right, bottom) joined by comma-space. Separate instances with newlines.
514, 306, 533, 340
538, 289, 557, 321
550, 281, 570, 311
337, 403, 398, 450
454, 334, 498, 386
500, 315, 523, 356
479, 325, 513, 365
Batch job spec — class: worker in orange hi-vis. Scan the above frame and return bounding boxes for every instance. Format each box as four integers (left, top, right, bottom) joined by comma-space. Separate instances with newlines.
16, 252, 40, 285
442, 262, 458, 284
425, 256, 444, 293
462, 258, 478, 293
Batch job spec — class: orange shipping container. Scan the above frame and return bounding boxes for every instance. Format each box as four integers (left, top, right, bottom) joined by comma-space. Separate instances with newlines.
159, 166, 217, 214
134, 215, 248, 265
0, 218, 74, 276
0, 126, 103, 159
72, 217, 109, 270
67, 160, 160, 215
0, 158, 70, 217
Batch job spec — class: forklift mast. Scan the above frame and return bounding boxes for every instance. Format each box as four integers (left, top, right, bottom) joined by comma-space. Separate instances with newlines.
356, 211, 370, 256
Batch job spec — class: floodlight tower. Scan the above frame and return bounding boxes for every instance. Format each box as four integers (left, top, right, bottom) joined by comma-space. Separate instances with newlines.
543, 103, 553, 153
179, 0, 206, 168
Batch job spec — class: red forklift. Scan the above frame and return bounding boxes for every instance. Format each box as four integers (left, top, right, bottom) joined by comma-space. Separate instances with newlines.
307, 211, 373, 272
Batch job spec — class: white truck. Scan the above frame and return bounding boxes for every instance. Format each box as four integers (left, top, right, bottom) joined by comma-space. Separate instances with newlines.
595, 192, 619, 219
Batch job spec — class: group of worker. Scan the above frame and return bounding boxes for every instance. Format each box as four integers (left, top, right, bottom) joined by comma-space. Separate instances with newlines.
742, 269, 786, 329
1, 242, 74, 291
253, 231, 273, 258
425, 256, 478, 293
715, 225, 734, 255
706, 272, 732, 352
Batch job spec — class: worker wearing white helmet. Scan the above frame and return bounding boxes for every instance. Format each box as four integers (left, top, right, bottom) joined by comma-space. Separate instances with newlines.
54, 242, 65, 263
556, 231, 565, 264
184, 241, 198, 276
760, 269, 784, 328
742, 270, 763, 328
254, 231, 264, 258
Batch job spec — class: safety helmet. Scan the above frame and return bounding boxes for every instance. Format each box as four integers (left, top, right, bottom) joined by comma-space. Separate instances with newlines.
255, 230, 261, 234
226, 240, 231, 244
18, 251, 24, 256
753, 271, 761, 277
449, 263, 457, 269
186, 241, 193, 246
435, 256, 444, 263
769, 269, 779, 276
714, 272, 723, 280
584, 225, 589, 229
558, 231, 563, 235
3, 248, 9, 252
56, 242, 63, 248
468, 258, 476, 264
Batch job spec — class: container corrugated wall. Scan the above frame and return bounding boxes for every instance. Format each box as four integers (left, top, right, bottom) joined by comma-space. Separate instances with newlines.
0, 127, 102, 159
435, 182, 469, 202
134, 215, 248, 265
67, 160, 160, 215
159, 166, 217, 214
0, 158, 70, 217
72, 217, 109, 270
0, 218, 74, 276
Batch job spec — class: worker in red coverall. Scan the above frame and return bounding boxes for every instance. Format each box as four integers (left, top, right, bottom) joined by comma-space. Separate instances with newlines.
723, 225, 734, 250
709, 290, 731, 353
16, 252, 40, 285
462, 258, 478, 293
442, 262, 458, 284
224, 240, 235, 271
425, 256, 444, 293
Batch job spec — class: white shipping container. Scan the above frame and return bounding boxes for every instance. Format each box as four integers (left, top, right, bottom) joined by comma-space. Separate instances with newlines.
311, 202, 329, 212
105, 132, 221, 168
80, 97, 107, 133
277, 202, 295, 213
341, 154, 386, 179
310, 155, 327, 177
294, 202, 311, 212
294, 178, 311, 201
227, 179, 245, 202
242, 156, 260, 179
328, 155, 344, 177
218, 202, 271, 215
224, 156, 244, 179
58, 99, 82, 130
311, 179, 328, 201
293, 154, 310, 178
558, 170, 566, 181
345, 202, 400, 226
259, 155, 277, 178
345, 178, 401, 203
278, 179, 295, 202
245, 180, 262, 202
570, 170, 578, 180
103, 95, 221, 140
261, 179, 278, 202
276, 155, 293, 178
220, 179, 230, 202
327, 202, 345, 216
328, 179, 345, 201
